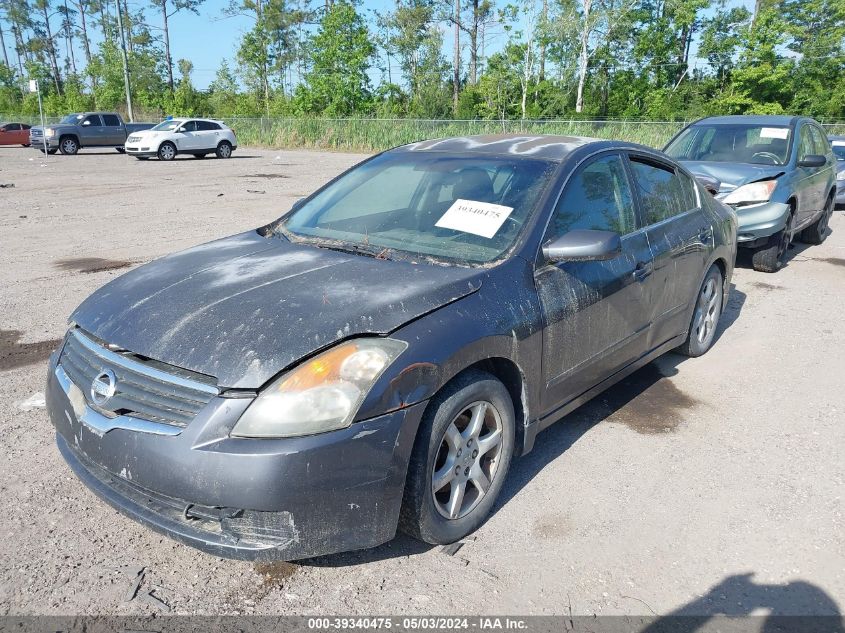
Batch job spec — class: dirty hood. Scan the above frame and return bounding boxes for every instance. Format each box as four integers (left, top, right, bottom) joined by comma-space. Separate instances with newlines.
679, 161, 784, 194
71, 231, 483, 388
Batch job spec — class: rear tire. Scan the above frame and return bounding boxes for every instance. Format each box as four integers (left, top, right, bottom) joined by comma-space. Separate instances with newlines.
157, 141, 176, 161
59, 136, 79, 155
399, 370, 515, 545
677, 265, 724, 357
216, 141, 232, 159
800, 195, 833, 245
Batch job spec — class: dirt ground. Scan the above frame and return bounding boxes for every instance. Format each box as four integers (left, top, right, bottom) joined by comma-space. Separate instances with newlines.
0, 146, 843, 619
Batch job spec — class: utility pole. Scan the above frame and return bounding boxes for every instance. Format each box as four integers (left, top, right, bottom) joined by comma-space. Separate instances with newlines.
115, 0, 134, 121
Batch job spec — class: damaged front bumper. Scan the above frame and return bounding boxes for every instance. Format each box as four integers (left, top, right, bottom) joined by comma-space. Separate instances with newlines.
46, 353, 426, 560
732, 201, 791, 247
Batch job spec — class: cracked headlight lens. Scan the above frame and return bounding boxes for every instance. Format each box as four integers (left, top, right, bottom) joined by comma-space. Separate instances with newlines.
231, 338, 407, 438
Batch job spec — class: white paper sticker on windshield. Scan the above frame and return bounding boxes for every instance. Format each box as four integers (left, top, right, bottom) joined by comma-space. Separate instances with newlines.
435, 199, 515, 239
760, 127, 789, 139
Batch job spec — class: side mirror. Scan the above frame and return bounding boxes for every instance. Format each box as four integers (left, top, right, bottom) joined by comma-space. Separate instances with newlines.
176, 127, 186, 133
798, 154, 826, 168
82, 120, 91, 126
542, 229, 622, 263
693, 173, 720, 196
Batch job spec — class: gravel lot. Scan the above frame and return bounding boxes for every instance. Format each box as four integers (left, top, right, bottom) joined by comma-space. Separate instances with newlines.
0, 146, 843, 619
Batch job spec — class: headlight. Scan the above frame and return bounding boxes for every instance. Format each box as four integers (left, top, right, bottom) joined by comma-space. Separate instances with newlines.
231, 338, 407, 438
45, 128, 55, 138
722, 180, 777, 206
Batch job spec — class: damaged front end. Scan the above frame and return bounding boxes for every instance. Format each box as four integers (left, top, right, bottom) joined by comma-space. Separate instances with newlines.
46, 330, 428, 560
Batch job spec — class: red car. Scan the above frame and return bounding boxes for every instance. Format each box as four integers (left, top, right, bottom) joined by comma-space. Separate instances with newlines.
0, 122, 32, 146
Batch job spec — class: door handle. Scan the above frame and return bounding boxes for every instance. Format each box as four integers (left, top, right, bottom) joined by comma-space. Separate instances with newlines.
632, 261, 653, 281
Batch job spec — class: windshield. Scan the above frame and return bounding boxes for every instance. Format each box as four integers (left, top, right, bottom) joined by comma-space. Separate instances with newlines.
60, 114, 82, 123
666, 124, 792, 166
832, 144, 845, 161
277, 152, 556, 264
151, 120, 184, 132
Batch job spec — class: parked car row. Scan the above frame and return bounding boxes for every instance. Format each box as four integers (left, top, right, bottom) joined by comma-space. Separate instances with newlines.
6, 112, 238, 161
23, 114, 845, 560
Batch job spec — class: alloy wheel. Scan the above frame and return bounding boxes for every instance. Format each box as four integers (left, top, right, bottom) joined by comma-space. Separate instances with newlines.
61, 138, 77, 154
159, 143, 176, 160
693, 276, 721, 346
431, 400, 504, 520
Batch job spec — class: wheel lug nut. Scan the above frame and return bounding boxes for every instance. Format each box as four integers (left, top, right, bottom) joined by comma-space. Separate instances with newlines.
472, 450, 478, 458
467, 439, 473, 447
464, 467, 470, 476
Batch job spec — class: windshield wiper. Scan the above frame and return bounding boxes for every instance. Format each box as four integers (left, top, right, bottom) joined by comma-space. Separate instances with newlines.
317, 242, 393, 260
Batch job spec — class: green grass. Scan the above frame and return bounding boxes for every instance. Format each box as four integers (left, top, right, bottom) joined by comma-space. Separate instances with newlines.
226, 118, 689, 152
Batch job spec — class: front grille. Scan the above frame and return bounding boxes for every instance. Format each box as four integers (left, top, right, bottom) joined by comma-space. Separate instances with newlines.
59, 328, 218, 429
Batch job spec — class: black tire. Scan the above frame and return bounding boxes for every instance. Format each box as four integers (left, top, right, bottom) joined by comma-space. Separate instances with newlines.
157, 141, 177, 161
115, 146, 125, 154
800, 195, 833, 245
215, 141, 232, 159
59, 136, 79, 155
399, 369, 515, 545
751, 212, 793, 273
677, 265, 724, 357
45, 148, 58, 155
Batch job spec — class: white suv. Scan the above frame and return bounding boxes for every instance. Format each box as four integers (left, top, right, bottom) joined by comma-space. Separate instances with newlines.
125, 118, 238, 161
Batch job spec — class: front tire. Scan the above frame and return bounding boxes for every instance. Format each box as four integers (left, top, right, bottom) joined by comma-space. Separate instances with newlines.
677, 264, 724, 357
399, 370, 515, 545
115, 146, 125, 154
800, 195, 833, 245
157, 141, 176, 161
216, 141, 232, 159
59, 136, 79, 155
751, 213, 793, 273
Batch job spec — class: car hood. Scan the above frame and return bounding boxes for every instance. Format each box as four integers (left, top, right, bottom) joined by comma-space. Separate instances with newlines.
679, 161, 785, 193
70, 231, 483, 389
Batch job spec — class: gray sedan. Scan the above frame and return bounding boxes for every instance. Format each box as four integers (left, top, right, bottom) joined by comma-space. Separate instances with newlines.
45, 135, 736, 560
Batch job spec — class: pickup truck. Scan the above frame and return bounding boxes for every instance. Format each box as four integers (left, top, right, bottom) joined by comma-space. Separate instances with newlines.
29, 112, 155, 155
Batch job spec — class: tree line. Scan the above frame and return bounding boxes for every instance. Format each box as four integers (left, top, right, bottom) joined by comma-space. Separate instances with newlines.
0, 0, 843, 121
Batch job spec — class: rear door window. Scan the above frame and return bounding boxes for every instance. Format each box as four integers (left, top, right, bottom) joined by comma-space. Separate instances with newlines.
629, 157, 693, 225
197, 121, 221, 131
102, 114, 121, 126
548, 154, 637, 239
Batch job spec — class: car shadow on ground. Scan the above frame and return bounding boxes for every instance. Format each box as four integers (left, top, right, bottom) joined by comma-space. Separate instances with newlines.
303, 284, 747, 568
637, 573, 843, 632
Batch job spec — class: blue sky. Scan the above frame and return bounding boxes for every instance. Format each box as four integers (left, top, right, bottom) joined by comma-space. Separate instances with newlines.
3, 0, 754, 90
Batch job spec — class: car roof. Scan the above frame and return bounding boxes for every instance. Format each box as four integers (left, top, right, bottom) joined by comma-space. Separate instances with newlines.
691, 115, 801, 127
395, 134, 614, 161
